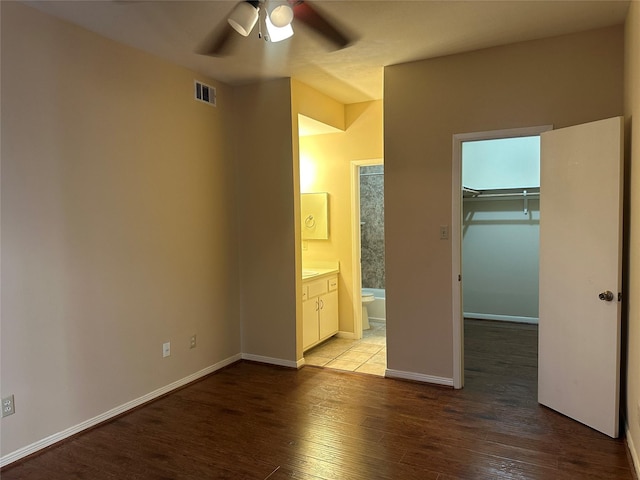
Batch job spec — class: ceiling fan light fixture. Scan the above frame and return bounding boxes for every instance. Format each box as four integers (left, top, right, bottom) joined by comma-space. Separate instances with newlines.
265, 14, 294, 42
269, 4, 294, 28
228, 1, 260, 37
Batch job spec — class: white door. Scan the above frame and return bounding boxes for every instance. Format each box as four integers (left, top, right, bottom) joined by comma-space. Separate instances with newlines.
538, 116, 624, 438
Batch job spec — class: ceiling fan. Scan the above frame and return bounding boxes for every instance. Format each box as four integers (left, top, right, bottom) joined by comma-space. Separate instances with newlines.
198, 0, 352, 56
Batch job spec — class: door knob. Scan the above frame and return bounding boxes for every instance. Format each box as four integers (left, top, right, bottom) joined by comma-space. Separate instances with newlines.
598, 290, 614, 302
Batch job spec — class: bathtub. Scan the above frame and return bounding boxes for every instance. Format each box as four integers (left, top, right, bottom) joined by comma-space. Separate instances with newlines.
362, 288, 386, 321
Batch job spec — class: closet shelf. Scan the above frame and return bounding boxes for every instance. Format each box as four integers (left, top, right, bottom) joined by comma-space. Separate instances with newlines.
462, 186, 540, 198
463, 187, 540, 214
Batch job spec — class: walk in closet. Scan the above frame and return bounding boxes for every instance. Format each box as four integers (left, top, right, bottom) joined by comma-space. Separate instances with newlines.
462, 136, 540, 324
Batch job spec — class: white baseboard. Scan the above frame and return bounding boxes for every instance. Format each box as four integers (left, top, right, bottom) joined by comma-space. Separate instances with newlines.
0, 353, 242, 468
626, 424, 640, 478
385, 368, 454, 387
368, 316, 386, 322
241, 353, 298, 369
464, 312, 539, 324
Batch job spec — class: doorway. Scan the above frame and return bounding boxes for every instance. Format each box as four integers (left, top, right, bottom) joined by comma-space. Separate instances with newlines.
301, 158, 387, 376
351, 160, 386, 338
357, 164, 387, 351
451, 125, 552, 389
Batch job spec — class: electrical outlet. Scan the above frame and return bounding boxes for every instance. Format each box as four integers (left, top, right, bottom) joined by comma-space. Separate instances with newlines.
440, 225, 449, 240
162, 342, 171, 358
190, 335, 197, 349
2, 395, 15, 417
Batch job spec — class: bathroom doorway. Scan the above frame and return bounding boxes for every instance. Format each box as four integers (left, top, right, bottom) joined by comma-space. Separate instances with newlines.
300, 159, 387, 376
357, 163, 387, 345
452, 125, 551, 389
347, 159, 387, 345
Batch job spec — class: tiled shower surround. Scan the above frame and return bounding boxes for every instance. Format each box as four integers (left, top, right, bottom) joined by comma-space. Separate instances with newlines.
360, 165, 385, 289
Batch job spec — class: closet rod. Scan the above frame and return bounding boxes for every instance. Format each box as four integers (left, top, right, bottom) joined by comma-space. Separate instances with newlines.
463, 189, 539, 215
466, 192, 539, 198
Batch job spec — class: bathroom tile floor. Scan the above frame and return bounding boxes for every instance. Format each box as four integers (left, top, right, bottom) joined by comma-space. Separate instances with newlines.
304, 319, 387, 376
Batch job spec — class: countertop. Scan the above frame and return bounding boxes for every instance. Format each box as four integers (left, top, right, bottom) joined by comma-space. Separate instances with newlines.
302, 267, 339, 280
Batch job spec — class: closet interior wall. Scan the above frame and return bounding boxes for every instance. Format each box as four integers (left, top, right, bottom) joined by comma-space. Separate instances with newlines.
462, 188, 540, 324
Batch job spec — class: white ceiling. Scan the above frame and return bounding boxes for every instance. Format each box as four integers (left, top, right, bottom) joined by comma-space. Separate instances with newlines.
26, 0, 631, 105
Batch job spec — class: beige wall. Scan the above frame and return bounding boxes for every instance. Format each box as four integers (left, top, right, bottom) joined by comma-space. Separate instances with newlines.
625, 0, 640, 468
234, 79, 298, 363
1, 2, 240, 456
298, 101, 383, 334
384, 26, 624, 379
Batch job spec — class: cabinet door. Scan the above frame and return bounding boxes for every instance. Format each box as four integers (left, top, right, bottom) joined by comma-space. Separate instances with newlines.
302, 298, 319, 350
319, 290, 339, 339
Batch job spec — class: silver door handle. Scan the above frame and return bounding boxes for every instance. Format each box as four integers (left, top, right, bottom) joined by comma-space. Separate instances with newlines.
598, 291, 614, 302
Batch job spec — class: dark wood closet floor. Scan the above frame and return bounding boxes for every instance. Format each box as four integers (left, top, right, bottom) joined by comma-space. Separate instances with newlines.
3, 320, 636, 479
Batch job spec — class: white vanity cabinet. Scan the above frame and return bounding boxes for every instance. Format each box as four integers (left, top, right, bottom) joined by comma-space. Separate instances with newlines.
302, 274, 339, 351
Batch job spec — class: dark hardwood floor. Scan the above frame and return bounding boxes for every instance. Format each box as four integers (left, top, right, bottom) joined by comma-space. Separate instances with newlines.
3, 319, 636, 479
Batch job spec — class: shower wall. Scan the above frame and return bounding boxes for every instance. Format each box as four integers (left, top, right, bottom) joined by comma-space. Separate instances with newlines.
360, 165, 385, 289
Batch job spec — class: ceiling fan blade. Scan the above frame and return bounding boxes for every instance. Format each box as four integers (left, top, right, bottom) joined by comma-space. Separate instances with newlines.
196, 20, 236, 57
289, 0, 352, 50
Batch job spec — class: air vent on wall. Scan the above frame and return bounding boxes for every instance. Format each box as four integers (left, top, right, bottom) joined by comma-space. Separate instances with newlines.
194, 80, 216, 107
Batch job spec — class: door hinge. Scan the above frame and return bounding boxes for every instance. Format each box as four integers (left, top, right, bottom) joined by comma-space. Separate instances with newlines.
458, 274, 461, 282
618, 292, 622, 302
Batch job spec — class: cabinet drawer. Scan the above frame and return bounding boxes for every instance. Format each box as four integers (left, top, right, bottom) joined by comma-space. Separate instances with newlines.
307, 278, 328, 298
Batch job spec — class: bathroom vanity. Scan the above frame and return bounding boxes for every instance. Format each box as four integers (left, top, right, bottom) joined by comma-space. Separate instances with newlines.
302, 269, 338, 351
